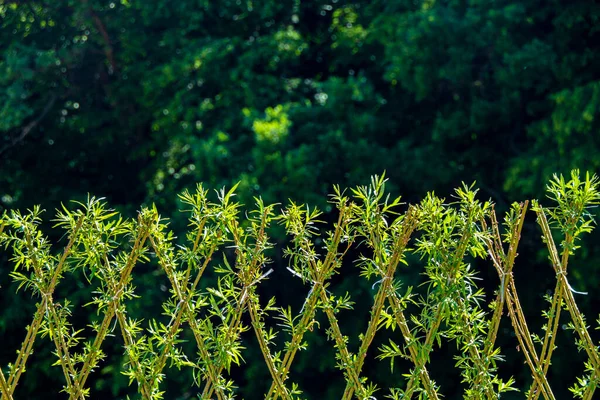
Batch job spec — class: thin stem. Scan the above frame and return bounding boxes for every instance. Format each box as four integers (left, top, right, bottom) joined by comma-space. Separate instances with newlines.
534, 209, 600, 395
73, 219, 151, 396
342, 207, 418, 400
247, 297, 292, 400
0, 369, 13, 400
267, 203, 353, 400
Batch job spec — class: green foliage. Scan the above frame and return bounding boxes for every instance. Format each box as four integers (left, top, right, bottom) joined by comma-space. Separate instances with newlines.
0, 171, 599, 399
2, 0, 600, 398
3, 0, 599, 213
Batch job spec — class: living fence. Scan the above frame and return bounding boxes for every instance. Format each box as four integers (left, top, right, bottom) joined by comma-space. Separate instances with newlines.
0, 171, 599, 399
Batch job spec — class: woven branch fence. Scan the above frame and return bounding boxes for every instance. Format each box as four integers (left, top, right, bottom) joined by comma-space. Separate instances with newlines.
0, 171, 599, 399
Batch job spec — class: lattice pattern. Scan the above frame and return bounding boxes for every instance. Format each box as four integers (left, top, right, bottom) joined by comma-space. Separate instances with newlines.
0, 172, 599, 399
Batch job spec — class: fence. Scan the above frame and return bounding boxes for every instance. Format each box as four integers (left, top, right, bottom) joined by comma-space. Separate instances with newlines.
0, 171, 599, 399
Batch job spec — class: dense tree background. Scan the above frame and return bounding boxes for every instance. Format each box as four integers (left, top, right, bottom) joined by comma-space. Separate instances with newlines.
1, 0, 599, 398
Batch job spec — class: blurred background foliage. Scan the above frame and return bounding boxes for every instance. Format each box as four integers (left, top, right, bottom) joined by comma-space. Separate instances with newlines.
1, 0, 599, 399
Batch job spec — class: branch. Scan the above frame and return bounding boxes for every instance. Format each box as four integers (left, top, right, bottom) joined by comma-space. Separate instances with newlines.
81, 0, 117, 73
0, 94, 57, 156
